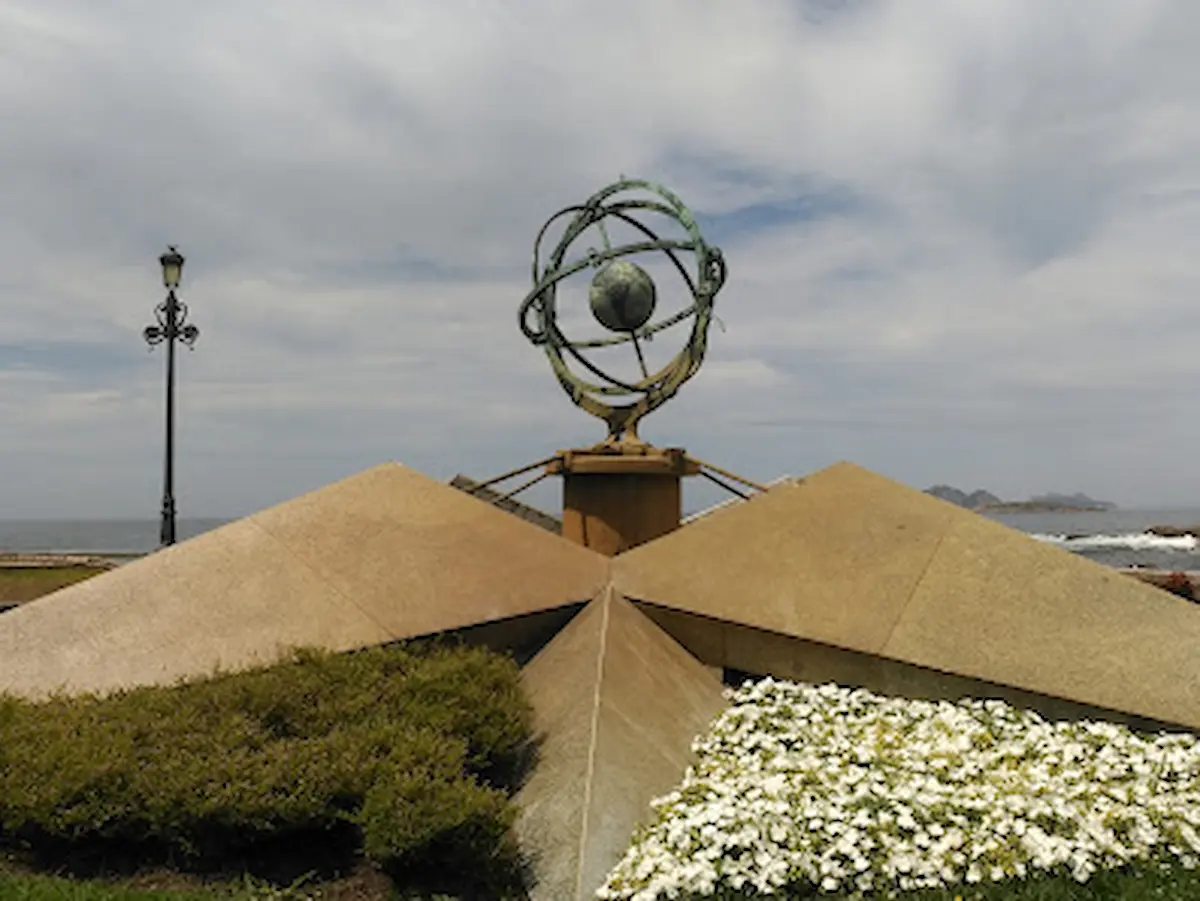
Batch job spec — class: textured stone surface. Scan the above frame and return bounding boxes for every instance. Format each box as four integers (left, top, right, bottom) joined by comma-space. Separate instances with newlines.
614, 462, 957, 655
0, 463, 607, 699
516, 589, 728, 901
616, 461, 1200, 730
0, 522, 393, 699
883, 511, 1200, 729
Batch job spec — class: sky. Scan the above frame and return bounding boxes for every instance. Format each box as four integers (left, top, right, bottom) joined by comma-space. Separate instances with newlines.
2, 0, 1199, 520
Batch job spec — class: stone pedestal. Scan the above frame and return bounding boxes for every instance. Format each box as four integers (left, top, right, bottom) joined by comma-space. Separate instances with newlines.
547, 445, 700, 557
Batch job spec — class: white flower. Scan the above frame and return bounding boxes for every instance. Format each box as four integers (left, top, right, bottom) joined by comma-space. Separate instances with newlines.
598, 679, 1200, 899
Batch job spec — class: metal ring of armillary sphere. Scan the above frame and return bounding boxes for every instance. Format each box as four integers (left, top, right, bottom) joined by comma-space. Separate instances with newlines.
518, 178, 727, 443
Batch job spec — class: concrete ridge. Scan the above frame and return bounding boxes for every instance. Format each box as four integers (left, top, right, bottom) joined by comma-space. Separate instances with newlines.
575, 587, 612, 901
516, 590, 727, 900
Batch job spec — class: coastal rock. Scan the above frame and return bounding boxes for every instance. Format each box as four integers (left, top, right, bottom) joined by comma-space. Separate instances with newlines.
1027, 492, 1115, 511
1148, 525, 1200, 538
1122, 569, 1199, 603
966, 489, 1004, 509
923, 485, 1115, 512
924, 486, 1002, 510
978, 502, 1109, 514
925, 485, 970, 507
1164, 572, 1197, 602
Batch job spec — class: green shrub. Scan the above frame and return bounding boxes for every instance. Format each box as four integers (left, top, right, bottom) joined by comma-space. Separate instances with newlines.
357, 736, 523, 896
0, 642, 532, 892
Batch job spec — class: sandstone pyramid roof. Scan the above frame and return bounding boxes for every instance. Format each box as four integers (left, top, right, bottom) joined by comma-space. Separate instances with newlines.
3, 458, 1198, 898
614, 461, 1200, 731
0, 463, 606, 700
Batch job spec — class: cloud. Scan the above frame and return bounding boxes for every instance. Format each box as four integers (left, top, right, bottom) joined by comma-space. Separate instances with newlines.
2, 0, 1200, 520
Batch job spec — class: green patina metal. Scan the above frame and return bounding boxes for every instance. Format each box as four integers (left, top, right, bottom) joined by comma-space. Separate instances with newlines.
518, 178, 727, 443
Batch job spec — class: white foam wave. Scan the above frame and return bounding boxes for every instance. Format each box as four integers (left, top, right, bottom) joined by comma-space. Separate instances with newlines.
1031, 532, 1198, 552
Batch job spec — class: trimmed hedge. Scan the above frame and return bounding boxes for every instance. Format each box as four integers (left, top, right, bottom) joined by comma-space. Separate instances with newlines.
0, 643, 533, 895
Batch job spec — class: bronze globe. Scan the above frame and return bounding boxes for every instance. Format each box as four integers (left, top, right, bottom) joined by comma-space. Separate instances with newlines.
589, 261, 657, 332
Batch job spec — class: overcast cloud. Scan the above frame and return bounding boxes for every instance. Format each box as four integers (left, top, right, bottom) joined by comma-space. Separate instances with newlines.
2, 0, 1199, 519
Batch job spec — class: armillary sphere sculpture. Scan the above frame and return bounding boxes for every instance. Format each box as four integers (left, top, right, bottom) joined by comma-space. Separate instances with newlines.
518, 178, 727, 445
465, 179, 761, 556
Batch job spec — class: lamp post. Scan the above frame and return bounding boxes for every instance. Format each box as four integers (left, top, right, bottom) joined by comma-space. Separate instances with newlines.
143, 246, 199, 547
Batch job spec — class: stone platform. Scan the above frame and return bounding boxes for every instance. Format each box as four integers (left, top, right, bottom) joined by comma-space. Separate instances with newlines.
3, 460, 1200, 899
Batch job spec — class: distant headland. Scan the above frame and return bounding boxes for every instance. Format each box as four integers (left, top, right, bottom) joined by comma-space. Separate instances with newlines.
925, 485, 1116, 513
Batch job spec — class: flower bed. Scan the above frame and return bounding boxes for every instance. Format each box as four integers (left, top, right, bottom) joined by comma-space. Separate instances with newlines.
599, 679, 1200, 900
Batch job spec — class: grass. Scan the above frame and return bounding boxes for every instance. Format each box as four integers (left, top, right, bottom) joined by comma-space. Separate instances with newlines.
0, 862, 409, 901
0, 871, 216, 901
0, 567, 106, 605
0, 861, 476, 901
0, 854, 426, 901
7, 859, 1200, 901
859, 862, 1200, 899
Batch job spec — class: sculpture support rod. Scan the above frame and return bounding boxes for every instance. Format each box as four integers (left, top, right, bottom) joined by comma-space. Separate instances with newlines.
697, 467, 751, 500
462, 455, 563, 493
686, 455, 768, 493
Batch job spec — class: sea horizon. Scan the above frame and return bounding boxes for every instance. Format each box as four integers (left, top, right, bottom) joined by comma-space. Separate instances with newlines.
0, 518, 231, 556
3, 505, 1200, 570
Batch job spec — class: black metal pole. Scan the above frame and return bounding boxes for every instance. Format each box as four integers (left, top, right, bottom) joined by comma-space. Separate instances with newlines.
145, 254, 196, 550
160, 290, 178, 546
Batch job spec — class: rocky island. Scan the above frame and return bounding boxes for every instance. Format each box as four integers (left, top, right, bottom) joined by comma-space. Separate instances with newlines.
925, 485, 1116, 513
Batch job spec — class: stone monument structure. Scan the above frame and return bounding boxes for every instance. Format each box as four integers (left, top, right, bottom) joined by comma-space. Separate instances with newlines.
4, 179, 1200, 900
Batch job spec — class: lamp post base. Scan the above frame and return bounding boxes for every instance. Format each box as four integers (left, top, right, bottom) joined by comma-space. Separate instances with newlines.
546, 444, 700, 557
160, 497, 176, 547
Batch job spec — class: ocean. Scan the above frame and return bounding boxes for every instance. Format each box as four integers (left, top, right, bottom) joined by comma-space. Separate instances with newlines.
1, 508, 1198, 572
0, 519, 230, 556
982, 508, 1200, 572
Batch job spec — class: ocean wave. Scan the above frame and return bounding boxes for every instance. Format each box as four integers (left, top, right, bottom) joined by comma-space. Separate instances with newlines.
1031, 532, 1198, 552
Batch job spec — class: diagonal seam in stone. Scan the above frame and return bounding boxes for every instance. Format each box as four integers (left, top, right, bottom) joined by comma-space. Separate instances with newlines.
575, 586, 612, 900
242, 519, 400, 642
879, 526, 950, 653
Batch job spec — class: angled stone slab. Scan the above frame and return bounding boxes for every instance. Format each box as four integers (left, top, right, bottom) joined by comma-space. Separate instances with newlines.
244, 463, 607, 639
616, 461, 1200, 730
0, 463, 608, 700
0, 522, 394, 699
883, 510, 1200, 729
614, 461, 958, 655
516, 589, 728, 901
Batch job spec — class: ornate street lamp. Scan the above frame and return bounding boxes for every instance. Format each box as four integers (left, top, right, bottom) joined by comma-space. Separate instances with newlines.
143, 246, 199, 547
